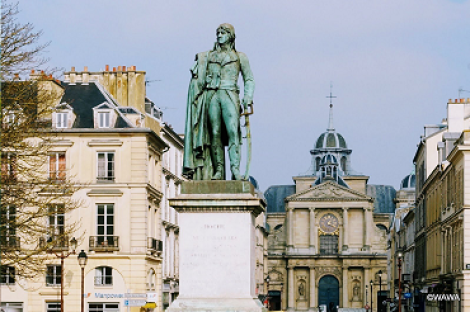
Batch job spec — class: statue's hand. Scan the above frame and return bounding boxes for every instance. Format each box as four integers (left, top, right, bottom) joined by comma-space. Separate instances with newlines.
242, 98, 252, 110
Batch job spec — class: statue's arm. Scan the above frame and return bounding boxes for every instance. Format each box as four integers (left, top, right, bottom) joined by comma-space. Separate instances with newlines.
239, 52, 255, 105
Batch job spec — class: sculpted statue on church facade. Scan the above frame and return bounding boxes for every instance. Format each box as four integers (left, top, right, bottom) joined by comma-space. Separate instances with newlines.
183, 23, 255, 181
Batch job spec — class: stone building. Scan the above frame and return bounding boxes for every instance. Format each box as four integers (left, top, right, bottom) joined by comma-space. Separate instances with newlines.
0, 66, 176, 312
159, 123, 184, 310
412, 98, 470, 312
265, 104, 394, 311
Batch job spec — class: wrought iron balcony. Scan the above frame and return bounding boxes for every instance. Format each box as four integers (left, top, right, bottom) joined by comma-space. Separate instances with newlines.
147, 237, 163, 254
89, 236, 119, 251
39, 236, 71, 251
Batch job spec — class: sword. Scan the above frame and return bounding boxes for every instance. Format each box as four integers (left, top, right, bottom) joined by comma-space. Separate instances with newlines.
241, 103, 254, 180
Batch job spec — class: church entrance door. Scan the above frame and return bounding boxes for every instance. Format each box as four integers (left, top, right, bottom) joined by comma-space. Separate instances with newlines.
318, 275, 339, 309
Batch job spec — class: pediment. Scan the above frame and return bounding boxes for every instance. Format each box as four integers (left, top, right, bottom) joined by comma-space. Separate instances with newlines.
286, 181, 372, 202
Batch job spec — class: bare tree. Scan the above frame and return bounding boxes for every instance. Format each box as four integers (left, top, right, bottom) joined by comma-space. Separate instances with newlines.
1, 1, 81, 284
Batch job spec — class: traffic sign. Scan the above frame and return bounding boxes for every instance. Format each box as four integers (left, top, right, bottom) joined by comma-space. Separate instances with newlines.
124, 300, 146, 307
404, 292, 412, 299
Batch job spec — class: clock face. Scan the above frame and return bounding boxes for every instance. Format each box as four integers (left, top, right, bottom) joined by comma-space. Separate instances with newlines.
319, 213, 339, 233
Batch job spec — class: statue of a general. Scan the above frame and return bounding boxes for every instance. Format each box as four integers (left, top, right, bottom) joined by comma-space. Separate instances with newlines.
183, 23, 255, 181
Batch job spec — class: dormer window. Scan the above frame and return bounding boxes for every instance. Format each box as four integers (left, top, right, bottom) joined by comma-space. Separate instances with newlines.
53, 103, 74, 129
99, 112, 110, 128
93, 102, 115, 129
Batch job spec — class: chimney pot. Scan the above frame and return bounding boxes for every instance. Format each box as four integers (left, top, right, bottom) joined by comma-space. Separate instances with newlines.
71, 66, 75, 72
31, 69, 35, 74
133, 65, 137, 71
448, 99, 452, 103
118, 66, 122, 71
461, 98, 464, 103
84, 66, 88, 72
105, 65, 109, 71
113, 67, 117, 72
123, 66, 126, 71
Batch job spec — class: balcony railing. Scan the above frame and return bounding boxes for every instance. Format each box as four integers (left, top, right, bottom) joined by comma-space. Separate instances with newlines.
39, 236, 71, 251
89, 236, 119, 251
0, 237, 20, 250
147, 237, 163, 253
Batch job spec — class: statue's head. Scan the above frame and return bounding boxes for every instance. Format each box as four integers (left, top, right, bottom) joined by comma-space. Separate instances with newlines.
216, 23, 236, 49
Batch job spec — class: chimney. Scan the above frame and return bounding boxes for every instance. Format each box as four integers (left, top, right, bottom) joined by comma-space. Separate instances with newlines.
14, 73, 20, 81
69, 66, 76, 85
123, 66, 126, 72
105, 65, 109, 71
83, 66, 89, 85
118, 66, 122, 71
71, 66, 75, 72
447, 98, 465, 132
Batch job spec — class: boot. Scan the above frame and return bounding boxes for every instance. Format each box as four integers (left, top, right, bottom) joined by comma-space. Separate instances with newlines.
228, 144, 242, 180
211, 144, 224, 180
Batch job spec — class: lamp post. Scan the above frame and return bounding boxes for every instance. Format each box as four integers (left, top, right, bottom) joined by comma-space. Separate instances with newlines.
265, 275, 270, 310
397, 251, 404, 312
77, 250, 88, 312
378, 270, 382, 312
370, 280, 374, 312
366, 284, 368, 307
48, 237, 77, 312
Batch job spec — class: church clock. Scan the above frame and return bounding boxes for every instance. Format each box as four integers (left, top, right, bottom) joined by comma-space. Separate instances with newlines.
319, 213, 339, 233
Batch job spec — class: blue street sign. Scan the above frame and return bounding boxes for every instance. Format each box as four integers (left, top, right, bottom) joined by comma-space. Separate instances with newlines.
404, 292, 412, 299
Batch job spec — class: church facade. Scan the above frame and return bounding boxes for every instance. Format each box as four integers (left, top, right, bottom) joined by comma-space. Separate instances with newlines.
265, 103, 395, 311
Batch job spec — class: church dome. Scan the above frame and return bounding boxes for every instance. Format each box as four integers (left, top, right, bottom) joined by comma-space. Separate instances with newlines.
315, 131, 347, 149
400, 173, 416, 190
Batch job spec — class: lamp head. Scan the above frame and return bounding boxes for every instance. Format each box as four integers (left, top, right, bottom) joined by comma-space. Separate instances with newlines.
70, 237, 78, 251
378, 270, 383, 277
77, 249, 88, 268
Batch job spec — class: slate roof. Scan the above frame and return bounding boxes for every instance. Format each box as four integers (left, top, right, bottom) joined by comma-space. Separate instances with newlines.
366, 184, 397, 213
60, 82, 132, 129
264, 185, 296, 213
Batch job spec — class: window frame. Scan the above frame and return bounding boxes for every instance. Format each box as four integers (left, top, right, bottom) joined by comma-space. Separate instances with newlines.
0, 265, 15, 285
97, 152, 115, 181
0, 205, 17, 247
98, 111, 111, 128
46, 302, 61, 312
48, 152, 66, 181
1, 153, 17, 182
319, 234, 339, 255
97, 204, 114, 246
88, 303, 119, 312
46, 265, 61, 286
94, 266, 113, 286
55, 112, 69, 128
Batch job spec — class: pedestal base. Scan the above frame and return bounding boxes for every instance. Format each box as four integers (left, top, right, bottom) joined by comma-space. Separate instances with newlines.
168, 181, 267, 312
167, 298, 266, 312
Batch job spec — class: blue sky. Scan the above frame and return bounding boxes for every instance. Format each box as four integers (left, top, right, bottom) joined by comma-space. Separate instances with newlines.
17, 0, 470, 190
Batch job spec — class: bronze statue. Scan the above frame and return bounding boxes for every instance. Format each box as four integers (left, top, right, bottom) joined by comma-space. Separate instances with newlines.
183, 23, 255, 180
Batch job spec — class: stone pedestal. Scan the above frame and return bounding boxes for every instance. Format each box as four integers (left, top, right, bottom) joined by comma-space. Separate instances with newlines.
167, 181, 267, 312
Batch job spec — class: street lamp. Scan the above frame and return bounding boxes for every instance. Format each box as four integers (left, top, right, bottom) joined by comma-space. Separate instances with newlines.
378, 270, 382, 312
48, 236, 77, 312
370, 280, 374, 312
77, 250, 88, 312
265, 275, 270, 310
397, 250, 404, 312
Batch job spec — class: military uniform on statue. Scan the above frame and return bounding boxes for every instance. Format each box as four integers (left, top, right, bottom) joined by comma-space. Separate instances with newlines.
168, 23, 265, 312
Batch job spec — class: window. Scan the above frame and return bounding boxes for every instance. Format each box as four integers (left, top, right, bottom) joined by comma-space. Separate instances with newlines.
97, 204, 114, 246
48, 153, 66, 181
1, 153, 16, 182
46, 302, 61, 312
47, 205, 65, 247
1, 302, 23, 312
2, 110, 17, 128
319, 235, 338, 255
46, 265, 61, 286
89, 303, 119, 312
95, 266, 113, 286
0, 266, 15, 285
97, 152, 115, 181
98, 112, 110, 128
56, 112, 68, 128
0, 205, 17, 248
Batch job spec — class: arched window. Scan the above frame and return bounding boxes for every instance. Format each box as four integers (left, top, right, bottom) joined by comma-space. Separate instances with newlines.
95, 266, 113, 286
341, 157, 347, 172
315, 157, 321, 172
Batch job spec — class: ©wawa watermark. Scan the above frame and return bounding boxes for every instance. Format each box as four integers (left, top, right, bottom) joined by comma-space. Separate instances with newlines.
426, 294, 460, 301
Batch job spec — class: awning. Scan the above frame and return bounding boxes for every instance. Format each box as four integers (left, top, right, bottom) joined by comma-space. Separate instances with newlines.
142, 302, 157, 309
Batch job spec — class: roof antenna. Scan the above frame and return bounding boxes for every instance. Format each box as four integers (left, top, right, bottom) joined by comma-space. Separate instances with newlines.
326, 81, 337, 131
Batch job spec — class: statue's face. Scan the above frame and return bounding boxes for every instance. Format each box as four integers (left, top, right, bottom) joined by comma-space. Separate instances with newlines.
217, 28, 230, 44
